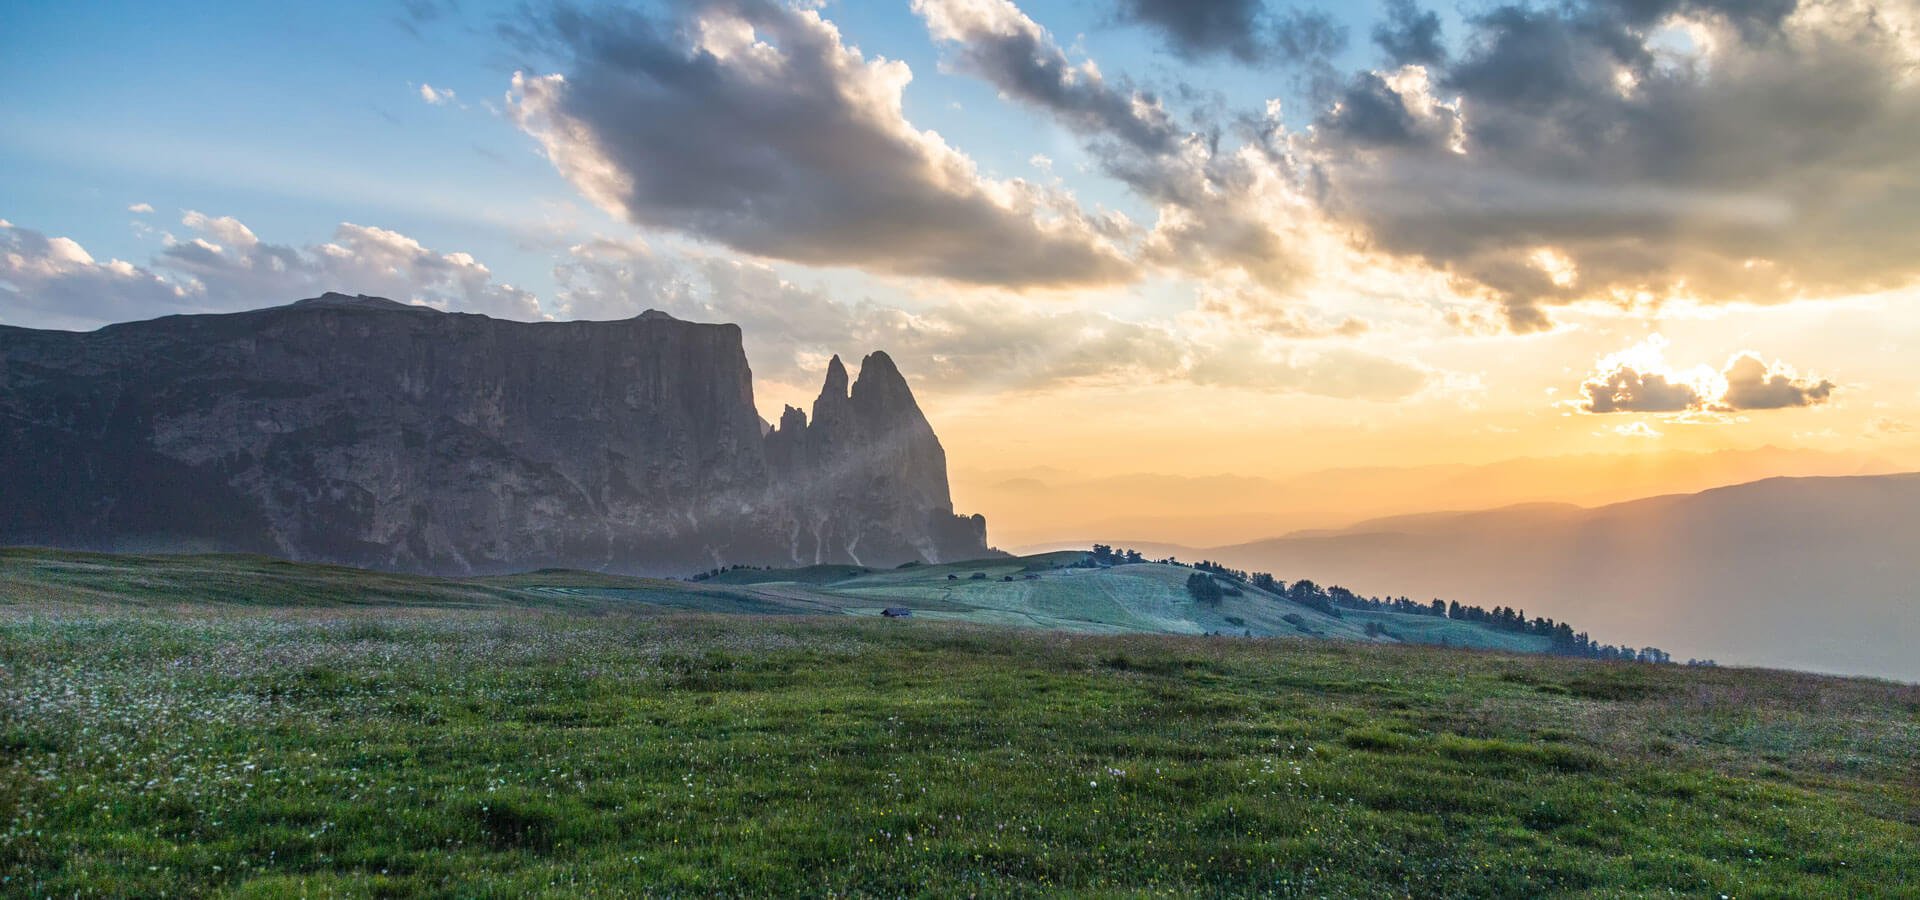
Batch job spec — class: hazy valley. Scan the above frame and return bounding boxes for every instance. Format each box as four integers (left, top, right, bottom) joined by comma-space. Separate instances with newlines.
1066, 474, 1920, 680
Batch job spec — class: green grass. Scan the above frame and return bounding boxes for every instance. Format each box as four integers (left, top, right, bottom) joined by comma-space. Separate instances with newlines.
3, 564, 1917, 897
700, 553, 1503, 647
0, 547, 806, 617
0, 547, 1558, 654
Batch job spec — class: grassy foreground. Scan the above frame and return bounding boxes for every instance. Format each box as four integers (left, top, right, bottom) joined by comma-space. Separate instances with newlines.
3, 600, 1918, 896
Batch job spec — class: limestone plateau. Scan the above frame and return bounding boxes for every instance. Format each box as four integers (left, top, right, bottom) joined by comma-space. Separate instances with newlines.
0, 293, 990, 574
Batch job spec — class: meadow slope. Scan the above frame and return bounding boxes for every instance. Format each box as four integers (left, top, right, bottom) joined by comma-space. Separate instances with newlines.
3, 555, 1917, 896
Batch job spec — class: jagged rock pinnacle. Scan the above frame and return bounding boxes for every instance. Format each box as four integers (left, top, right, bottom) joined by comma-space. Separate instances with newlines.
820, 354, 849, 400
851, 351, 917, 415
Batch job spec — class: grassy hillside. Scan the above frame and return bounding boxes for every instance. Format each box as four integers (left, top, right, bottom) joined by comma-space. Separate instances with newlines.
705, 552, 1557, 654
3, 587, 1915, 896
0, 546, 1560, 656
0, 548, 810, 617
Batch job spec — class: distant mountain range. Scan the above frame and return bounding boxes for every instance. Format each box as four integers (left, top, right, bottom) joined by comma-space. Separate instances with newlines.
1084, 474, 1920, 680
971, 446, 1910, 548
0, 293, 989, 574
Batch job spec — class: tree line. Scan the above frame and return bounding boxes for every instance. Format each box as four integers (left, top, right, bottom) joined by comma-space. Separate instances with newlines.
1090, 545, 1675, 664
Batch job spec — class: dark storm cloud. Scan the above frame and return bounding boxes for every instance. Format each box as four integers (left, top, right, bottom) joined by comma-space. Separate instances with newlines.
1114, 0, 1347, 67
1371, 0, 1445, 65
1307, 0, 1920, 330
1318, 71, 1430, 146
508, 0, 1134, 289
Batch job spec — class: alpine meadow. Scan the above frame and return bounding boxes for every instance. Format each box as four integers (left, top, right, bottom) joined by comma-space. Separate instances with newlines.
5, 0, 1920, 896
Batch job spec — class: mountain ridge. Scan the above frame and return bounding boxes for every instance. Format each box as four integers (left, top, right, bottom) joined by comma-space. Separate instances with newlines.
963, 445, 1914, 548
1119, 473, 1920, 680
0, 293, 989, 574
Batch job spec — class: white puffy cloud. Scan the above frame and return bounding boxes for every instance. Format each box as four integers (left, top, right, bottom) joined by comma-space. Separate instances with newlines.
1719, 353, 1835, 411
1, 213, 542, 330
1609, 421, 1665, 439
1575, 335, 1837, 415
127, 203, 154, 215
2, 222, 194, 330
1579, 366, 1709, 414
158, 212, 541, 319
417, 83, 456, 105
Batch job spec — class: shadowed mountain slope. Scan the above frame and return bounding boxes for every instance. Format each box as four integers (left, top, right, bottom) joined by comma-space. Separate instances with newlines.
0, 294, 988, 574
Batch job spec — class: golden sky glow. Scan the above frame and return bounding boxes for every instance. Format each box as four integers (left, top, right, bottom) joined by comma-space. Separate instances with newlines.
6, 0, 1918, 551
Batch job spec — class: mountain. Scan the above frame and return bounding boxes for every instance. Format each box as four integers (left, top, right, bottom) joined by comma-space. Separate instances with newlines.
763, 351, 984, 566
1171, 474, 1920, 680
966, 446, 1911, 549
0, 293, 988, 574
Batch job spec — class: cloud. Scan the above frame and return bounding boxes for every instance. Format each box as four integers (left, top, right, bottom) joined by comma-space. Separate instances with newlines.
1, 222, 193, 330
1193, 280, 1369, 338
127, 202, 154, 215
1371, 0, 1444, 66
1575, 335, 1837, 414
0, 214, 542, 330
1719, 353, 1835, 410
418, 83, 457, 105
164, 212, 542, 319
1609, 421, 1665, 438
554, 239, 1182, 391
1184, 336, 1431, 400
505, 0, 1133, 288
1113, 0, 1347, 67
914, 0, 1326, 292
1304, 0, 1920, 330
7, 207, 1430, 402
1578, 366, 1707, 414
1868, 416, 1914, 438
552, 238, 1427, 399
917, 0, 1179, 152
394, 0, 458, 38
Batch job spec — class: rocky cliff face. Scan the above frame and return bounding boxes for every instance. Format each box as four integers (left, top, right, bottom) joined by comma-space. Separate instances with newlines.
765, 352, 987, 566
0, 293, 991, 574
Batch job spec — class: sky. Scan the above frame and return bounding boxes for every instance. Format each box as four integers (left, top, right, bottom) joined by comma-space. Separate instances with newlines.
5, 0, 1920, 545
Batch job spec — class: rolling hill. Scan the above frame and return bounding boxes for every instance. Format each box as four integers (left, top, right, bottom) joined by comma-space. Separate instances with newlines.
701, 552, 1560, 653
0, 547, 1563, 656
1151, 474, 1920, 681
3, 549, 1916, 895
